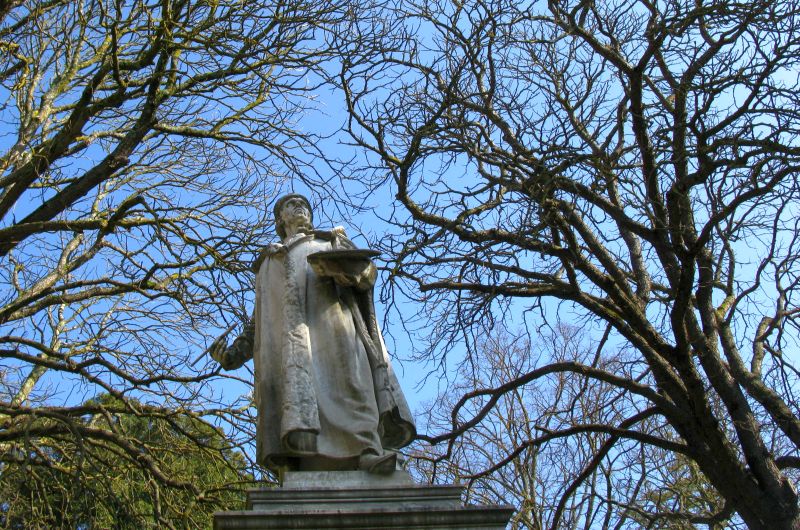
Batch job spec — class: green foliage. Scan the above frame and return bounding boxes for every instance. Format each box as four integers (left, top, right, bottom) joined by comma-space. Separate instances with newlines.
0, 395, 252, 529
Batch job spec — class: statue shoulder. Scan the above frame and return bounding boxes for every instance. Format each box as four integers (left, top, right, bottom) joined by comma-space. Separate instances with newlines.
252, 243, 287, 272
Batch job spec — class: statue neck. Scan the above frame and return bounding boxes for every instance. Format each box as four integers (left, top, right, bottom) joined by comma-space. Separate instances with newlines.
283, 222, 313, 239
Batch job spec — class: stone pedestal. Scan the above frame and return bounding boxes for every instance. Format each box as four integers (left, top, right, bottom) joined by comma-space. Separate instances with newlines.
214, 470, 514, 529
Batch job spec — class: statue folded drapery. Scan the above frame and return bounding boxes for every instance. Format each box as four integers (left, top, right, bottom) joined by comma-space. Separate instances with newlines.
211, 194, 415, 473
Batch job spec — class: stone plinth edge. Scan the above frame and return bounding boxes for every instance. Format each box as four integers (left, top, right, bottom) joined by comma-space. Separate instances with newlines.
214, 471, 514, 530
214, 505, 515, 529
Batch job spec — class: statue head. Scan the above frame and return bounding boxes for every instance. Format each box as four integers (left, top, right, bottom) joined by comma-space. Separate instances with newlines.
274, 193, 314, 240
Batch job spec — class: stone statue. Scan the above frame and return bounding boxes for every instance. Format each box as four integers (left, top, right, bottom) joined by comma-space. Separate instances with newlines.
210, 194, 416, 474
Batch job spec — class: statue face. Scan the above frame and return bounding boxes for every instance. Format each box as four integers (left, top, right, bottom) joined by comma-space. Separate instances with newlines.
279, 196, 312, 228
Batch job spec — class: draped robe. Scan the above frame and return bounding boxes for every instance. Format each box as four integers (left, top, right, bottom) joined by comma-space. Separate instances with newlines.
242, 229, 415, 471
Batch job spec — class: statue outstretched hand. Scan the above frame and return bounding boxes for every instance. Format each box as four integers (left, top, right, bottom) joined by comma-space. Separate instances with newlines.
209, 334, 229, 365
208, 319, 255, 370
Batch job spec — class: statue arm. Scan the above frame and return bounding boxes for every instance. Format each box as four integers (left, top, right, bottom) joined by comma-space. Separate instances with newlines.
328, 227, 377, 291
210, 318, 255, 370
330, 226, 356, 249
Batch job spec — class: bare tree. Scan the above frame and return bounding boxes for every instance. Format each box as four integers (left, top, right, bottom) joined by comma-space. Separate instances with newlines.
411, 326, 731, 529
0, 0, 349, 526
337, 0, 800, 527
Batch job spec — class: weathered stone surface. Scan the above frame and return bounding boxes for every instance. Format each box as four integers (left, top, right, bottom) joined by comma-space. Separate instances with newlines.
279, 470, 416, 490
214, 471, 514, 530
214, 506, 515, 529
209, 197, 514, 527
210, 194, 415, 473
